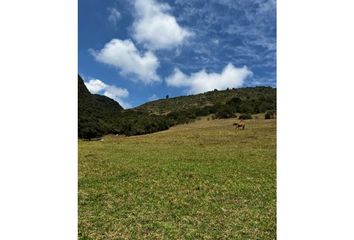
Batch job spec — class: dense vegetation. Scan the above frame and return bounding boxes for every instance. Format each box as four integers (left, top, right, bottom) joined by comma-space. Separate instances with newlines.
78, 75, 276, 138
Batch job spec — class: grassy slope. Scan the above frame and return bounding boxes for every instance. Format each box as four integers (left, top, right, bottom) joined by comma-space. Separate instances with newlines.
136, 87, 275, 114
79, 117, 276, 239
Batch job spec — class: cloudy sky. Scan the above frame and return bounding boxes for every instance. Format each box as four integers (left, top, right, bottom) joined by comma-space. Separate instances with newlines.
79, 0, 276, 108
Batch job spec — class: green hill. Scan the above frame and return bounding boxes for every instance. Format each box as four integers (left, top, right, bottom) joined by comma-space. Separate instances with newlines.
78, 75, 170, 138
78, 75, 123, 138
78, 75, 123, 114
78, 73, 276, 138
135, 87, 276, 115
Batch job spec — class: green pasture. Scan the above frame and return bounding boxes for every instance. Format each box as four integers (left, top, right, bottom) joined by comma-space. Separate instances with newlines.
79, 117, 276, 239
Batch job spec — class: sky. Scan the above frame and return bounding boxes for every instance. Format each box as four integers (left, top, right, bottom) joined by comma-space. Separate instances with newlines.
79, 0, 276, 108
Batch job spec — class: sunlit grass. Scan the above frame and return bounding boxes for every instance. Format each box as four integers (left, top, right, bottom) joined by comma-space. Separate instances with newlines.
79, 117, 276, 239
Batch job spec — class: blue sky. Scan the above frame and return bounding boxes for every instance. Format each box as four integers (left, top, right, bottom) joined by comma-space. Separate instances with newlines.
79, 0, 276, 108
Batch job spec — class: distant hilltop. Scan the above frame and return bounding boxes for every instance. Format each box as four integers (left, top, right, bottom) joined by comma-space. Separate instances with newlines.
135, 86, 275, 115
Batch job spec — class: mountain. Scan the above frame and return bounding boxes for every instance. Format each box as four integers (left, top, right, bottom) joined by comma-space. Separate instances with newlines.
78, 75, 123, 138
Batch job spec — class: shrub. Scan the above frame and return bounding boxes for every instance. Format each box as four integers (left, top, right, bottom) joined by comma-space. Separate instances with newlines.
265, 110, 275, 119
214, 105, 236, 119
215, 111, 235, 119
239, 114, 252, 120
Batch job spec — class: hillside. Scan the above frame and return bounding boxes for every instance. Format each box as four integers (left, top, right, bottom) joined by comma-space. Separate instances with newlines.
78, 75, 170, 138
78, 75, 124, 138
79, 74, 276, 138
78, 75, 123, 113
135, 87, 276, 115
119, 87, 275, 136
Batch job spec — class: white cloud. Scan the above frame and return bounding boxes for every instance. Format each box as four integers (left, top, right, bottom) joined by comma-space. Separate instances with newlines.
103, 91, 131, 109
90, 39, 160, 84
107, 7, 121, 26
212, 39, 219, 45
166, 63, 253, 94
133, 0, 193, 50
84, 79, 107, 93
148, 94, 158, 101
84, 79, 131, 109
103, 85, 129, 99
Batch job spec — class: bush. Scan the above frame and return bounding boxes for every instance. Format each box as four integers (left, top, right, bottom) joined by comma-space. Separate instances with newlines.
214, 110, 235, 119
239, 114, 253, 120
265, 110, 275, 119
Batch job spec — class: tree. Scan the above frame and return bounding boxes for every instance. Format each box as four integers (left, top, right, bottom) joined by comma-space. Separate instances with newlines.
166, 95, 169, 99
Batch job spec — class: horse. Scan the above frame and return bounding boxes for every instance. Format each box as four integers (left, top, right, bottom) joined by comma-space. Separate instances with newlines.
233, 121, 245, 130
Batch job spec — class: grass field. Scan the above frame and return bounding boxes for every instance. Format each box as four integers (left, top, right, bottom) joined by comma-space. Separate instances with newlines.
79, 117, 276, 239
